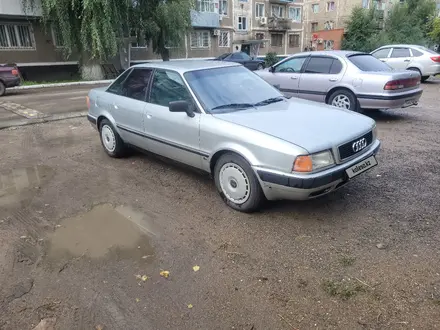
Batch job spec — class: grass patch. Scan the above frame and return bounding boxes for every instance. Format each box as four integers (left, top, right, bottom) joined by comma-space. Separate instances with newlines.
322, 279, 367, 300
340, 255, 356, 267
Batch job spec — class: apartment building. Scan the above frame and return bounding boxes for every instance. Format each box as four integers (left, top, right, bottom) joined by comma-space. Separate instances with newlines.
302, 0, 389, 51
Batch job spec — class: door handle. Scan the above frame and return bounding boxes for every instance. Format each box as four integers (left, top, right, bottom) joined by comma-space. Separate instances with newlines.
404, 59, 410, 62
329, 78, 338, 82
290, 76, 298, 80
380, 60, 386, 62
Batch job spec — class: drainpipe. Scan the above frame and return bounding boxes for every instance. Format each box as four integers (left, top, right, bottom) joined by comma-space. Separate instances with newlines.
185, 34, 188, 59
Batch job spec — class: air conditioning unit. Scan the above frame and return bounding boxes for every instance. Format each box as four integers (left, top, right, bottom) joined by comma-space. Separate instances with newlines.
317, 38, 324, 44
260, 17, 267, 25
212, 29, 220, 36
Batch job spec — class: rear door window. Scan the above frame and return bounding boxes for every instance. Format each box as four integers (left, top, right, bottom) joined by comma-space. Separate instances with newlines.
348, 54, 393, 72
391, 48, 411, 58
304, 57, 334, 74
329, 59, 343, 74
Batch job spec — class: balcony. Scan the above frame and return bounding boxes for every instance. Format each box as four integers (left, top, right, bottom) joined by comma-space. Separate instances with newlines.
269, 0, 295, 3
0, 0, 42, 17
190, 10, 220, 28
268, 17, 292, 31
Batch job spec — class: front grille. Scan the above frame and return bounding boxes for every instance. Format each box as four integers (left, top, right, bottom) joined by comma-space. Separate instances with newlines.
338, 131, 373, 160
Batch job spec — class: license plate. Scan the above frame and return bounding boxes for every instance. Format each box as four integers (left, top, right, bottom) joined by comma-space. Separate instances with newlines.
403, 99, 416, 107
345, 156, 378, 179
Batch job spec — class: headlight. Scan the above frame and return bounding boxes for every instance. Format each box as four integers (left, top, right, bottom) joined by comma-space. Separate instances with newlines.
293, 150, 335, 173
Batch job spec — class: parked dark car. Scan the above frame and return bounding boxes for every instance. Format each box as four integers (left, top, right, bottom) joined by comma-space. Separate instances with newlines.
0, 64, 21, 96
213, 52, 265, 71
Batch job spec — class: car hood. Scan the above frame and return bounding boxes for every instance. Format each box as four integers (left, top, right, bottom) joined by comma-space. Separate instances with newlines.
213, 98, 375, 153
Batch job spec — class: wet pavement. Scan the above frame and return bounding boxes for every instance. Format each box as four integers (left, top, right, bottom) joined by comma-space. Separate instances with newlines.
0, 80, 440, 329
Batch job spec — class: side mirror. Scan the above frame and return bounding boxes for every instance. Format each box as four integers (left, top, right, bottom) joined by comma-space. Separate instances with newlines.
169, 100, 195, 118
269, 66, 275, 73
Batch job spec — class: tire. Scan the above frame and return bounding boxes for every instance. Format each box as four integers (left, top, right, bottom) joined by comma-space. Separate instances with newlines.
257, 63, 264, 70
99, 119, 127, 158
0, 81, 5, 97
421, 76, 430, 83
328, 89, 358, 112
213, 152, 264, 213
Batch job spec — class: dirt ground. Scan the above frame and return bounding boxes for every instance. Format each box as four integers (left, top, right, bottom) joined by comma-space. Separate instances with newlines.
0, 81, 440, 330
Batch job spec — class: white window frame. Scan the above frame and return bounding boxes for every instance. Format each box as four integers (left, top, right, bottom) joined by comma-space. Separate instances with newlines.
312, 4, 319, 13
271, 5, 284, 18
362, 0, 370, 8
326, 1, 335, 12
237, 16, 248, 31
255, 3, 265, 18
219, 0, 228, 16
51, 26, 65, 48
218, 30, 230, 47
190, 30, 210, 49
0, 23, 35, 50
196, 0, 215, 13
288, 7, 301, 22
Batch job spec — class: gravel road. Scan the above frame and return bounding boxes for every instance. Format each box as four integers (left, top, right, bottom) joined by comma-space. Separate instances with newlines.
0, 80, 439, 330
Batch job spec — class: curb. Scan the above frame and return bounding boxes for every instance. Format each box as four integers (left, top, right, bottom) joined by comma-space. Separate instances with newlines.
11, 80, 113, 90
0, 111, 88, 130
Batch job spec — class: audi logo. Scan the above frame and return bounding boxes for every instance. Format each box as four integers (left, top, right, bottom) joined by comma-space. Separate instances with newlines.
352, 138, 367, 153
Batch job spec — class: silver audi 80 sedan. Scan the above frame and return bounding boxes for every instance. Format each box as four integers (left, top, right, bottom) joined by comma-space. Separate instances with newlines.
87, 61, 381, 212
256, 50, 423, 112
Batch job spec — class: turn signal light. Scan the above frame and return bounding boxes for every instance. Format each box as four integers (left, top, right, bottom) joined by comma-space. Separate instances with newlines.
11, 69, 19, 76
293, 155, 313, 172
86, 96, 90, 109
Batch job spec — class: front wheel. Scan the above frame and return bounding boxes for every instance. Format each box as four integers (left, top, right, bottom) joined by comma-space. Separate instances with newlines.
328, 89, 358, 112
213, 153, 264, 213
0, 81, 5, 97
99, 119, 127, 158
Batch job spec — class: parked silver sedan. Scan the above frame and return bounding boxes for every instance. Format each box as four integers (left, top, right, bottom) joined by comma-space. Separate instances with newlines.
256, 50, 423, 112
371, 44, 440, 82
87, 61, 380, 212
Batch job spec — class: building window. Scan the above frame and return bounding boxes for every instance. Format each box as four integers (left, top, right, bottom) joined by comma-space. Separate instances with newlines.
256, 32, 265, 48
238, 16, 248, 31
271, 5, 284, 18
362, 0, 370, 8
218, 31, 230, 47
196, 0, 215, 12
190, 31, 210, 48
311, 22, 318, 32
326, 1, 335, 11
219, 0, 228, 15
289, 34, 300, 47
373, 0, 386, 10
312, 4, 319, 13
51, 26, 65, 48
130, 29, 147, 48
0, 23, 35, 50
255, 3, 265, 18
271, 33, 283, 47
288, 7, 301, 22
324, 20, 334, 30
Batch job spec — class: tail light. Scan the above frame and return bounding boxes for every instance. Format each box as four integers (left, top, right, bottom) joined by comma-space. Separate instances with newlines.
384, 77, 420, 90
11, 69, 19, 76
86, 96, 90, 109
430, 56, 440, 63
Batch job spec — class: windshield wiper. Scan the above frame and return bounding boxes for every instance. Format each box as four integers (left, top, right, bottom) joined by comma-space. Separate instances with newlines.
211, 103, 254, 111
253, 97, 285, 107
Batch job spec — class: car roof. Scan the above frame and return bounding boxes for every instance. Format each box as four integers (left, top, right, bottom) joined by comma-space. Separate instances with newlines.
375, 44, 426, 49
131, 60, 241, 73
287, 50, 366, 58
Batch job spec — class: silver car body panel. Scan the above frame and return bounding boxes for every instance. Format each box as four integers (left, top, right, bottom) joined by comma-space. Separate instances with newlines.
256, 50, 423, 110
371, 44, 440, 77
87, 60, 380, 201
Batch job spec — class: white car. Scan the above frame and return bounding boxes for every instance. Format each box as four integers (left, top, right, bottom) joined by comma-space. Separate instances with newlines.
371, 44, 440, 82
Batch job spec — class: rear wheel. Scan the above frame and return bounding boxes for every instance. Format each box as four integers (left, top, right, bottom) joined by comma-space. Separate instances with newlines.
99, 119, 127, 158
328, 89, 358, 112
213, 153, 264, 213
0, 81, 5, 97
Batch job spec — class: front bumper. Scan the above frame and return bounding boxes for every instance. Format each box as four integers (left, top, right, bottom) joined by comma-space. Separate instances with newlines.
254, 140, 381, 201
357, 90, 423, 110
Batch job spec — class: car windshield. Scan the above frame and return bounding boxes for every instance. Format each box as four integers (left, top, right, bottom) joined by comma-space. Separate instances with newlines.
216, 54, 230, 60
348, 54, 393, 72
184, 66, 283, 113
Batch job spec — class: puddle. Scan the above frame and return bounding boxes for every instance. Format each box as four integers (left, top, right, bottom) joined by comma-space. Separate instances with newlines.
0, 166, 54, 207
47, 204, 156, 260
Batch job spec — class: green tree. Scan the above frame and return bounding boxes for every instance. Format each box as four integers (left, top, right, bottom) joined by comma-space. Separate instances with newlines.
341, 7, 383, 52
428, 17, 440, 44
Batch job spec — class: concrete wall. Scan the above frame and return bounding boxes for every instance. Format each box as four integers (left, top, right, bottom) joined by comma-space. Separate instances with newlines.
0, 0, 42, 16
